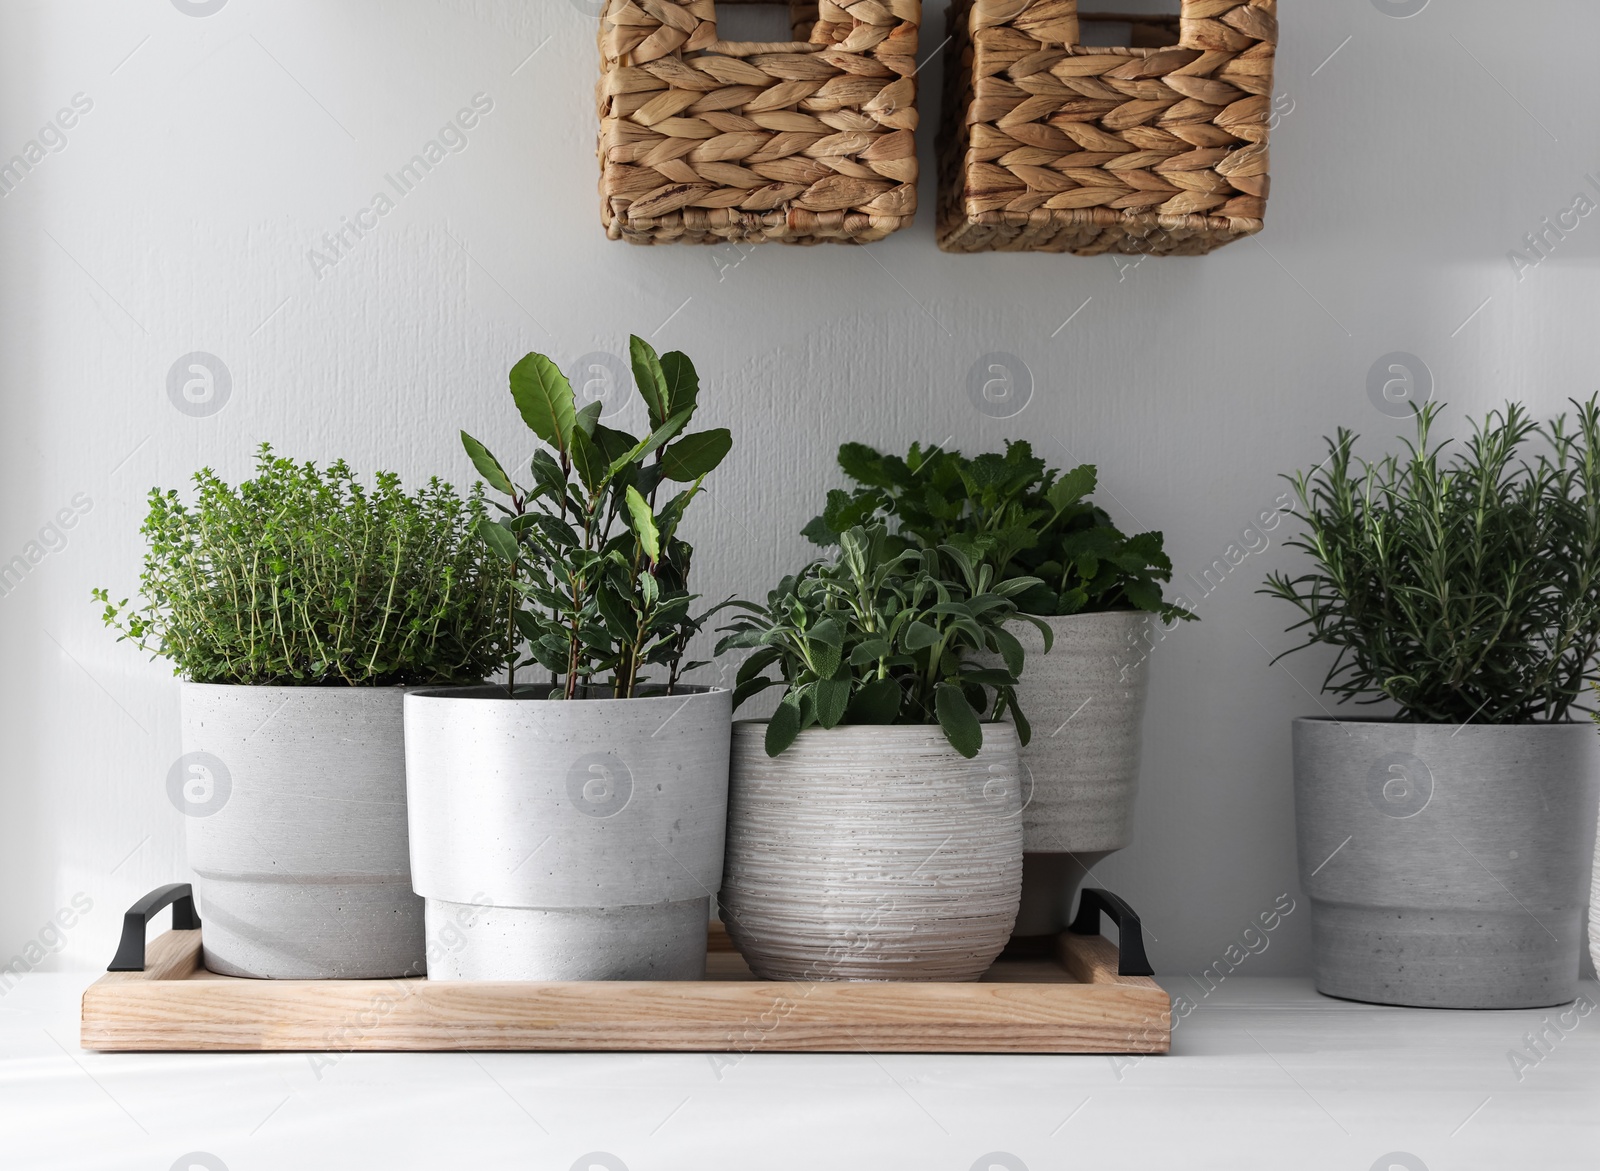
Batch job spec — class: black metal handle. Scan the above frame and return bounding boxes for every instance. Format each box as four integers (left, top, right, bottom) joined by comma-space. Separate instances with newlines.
108, 883, 201, 972
1068, 888, 1153, 977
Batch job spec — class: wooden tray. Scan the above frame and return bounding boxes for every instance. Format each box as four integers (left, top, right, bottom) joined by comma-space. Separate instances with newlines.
81, 886, 1171, 1054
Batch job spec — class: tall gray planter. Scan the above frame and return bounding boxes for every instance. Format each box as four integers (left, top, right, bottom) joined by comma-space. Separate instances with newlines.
180, 684, 425, 979
1592, 825, 1600, 981
987, 611, 1151, 934
720, 722, 1024, 981
404, 685, 731, 981
1294, 718, 1600, 1009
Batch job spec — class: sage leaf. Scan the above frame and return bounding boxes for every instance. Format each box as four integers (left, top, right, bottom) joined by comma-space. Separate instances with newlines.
935, 682, 983, 759
813, 673, 850, 728
765, 697, 802, 757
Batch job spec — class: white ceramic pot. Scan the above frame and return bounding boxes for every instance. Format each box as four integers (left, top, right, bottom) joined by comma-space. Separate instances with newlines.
1296, 718, 1600, 1009
180, 684, 425, 979
404, 685, 731, 980
719, 722, 1024, 981
985, 611, 1151, 935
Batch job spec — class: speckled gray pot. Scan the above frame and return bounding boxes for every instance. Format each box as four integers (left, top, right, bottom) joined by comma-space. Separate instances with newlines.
719, 722, 1024, 982
1592, 826, 1600, 981
404, 685, 731, 981
1587, 844, 1600, 979
1295, 718, 1600, 1009
180, 684, 425, 979
984, 612, 1151, 934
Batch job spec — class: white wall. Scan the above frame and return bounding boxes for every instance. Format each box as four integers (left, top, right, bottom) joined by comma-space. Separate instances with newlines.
4, 0, 1599, 979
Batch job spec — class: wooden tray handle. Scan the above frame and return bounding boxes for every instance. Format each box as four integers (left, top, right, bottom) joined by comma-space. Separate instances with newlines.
1069, 888, 1154, 978
108, 883, 201, 972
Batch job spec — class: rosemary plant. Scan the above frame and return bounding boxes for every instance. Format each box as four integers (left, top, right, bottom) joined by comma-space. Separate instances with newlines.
1262, 398, 1600, 723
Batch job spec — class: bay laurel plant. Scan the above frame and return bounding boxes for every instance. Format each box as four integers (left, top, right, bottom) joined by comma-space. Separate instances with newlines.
803, 440, 1193, 624
716, 523, 1052, 758
95, 445, 514, 686
461, 336, 731, 700
1261, 398, 1600, 723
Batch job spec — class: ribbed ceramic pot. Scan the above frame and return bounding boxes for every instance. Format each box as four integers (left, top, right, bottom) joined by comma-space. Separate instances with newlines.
720, 722, 1024, 982
984, 611, 1151, 935
1003, 611, 1151, 852
404, 685, 731, 981
180, 684, 425, 979
1295, 718, 1600, 1009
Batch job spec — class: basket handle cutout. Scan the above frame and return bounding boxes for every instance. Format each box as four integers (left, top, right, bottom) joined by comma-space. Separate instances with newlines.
981, 1, 1275, 52
699, 0, 867, 56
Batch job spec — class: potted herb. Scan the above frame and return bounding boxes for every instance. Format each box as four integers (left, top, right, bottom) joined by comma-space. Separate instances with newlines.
404, 338, 734, 981
96, 447, 511, 978
1593, 690, 1600, 983
713, 524, 1046, 981
1263, 400, 1600, 1009
804, 441, 1192, 933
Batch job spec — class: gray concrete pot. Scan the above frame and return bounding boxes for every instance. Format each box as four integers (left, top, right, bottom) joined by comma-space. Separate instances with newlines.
404, 685, 731, 981
1593, 825, 1600, 982
985, 611, 1151, 934
180, 684, 425, 979
1294, 717, 1600, 1009
719, 722, 1024, 981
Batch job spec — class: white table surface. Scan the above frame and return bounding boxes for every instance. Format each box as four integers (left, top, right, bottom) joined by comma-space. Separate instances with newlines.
1, 973, 1595, 1171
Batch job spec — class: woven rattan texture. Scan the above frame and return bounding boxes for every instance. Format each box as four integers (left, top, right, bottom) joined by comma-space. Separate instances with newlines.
598, 0, 921, 245
937, 0, 1275, 255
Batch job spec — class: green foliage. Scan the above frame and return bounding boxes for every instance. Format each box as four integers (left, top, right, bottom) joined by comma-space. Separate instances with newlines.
95, 445, 514, 686
803, 440, 1192, 623
1261, 399, 1600, 723
716, 523, 1052, 758
464, 336, 731, 700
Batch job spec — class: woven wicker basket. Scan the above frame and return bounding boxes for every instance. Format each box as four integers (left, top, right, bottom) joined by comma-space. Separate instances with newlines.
598, 0, 921, 245
937, 0, 1276, 255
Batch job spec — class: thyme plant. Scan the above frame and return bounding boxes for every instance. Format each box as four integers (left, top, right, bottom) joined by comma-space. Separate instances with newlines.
717, 523, 1051, 757
804, 440, 1192, 623
96, 445, 513, 685
1262, 399, 1600, 723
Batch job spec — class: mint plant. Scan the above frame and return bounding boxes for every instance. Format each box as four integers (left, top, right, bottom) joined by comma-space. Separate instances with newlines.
462, 336, 731, 699
1263, 399, 1600, 723
717, 523, 1051, 758
804, 440, 1192, 623
96, 445, 513, 686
